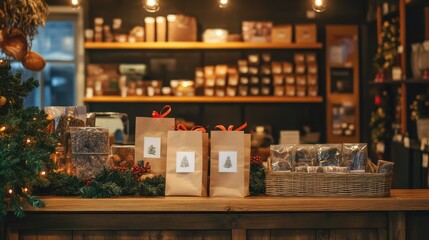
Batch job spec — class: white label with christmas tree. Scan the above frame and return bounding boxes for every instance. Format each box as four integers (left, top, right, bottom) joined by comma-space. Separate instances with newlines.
218, 151, 238, 173
143, 137, 161, 158
176, 151, 195, 173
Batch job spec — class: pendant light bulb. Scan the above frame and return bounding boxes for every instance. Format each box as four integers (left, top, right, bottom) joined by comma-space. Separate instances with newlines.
219, 0, 229, 9
144, 0, 160, 12
312, 0, 327, 12
70, 0, 81, 9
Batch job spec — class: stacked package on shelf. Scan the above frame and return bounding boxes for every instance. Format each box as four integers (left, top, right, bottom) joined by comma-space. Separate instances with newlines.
215, 65, 228, 97
260, 54, 272, 96
226, 67, 239, 96
294, 53, 306, 97
204, 66, 215, 96
237, 60, 249, 96
272, 61, 284, 96
306, 53, 319, 97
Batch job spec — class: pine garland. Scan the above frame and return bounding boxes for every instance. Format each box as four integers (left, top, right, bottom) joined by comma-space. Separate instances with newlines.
250, 156, 266, 195
31, 155, 266, 199
33, 163, 166, 199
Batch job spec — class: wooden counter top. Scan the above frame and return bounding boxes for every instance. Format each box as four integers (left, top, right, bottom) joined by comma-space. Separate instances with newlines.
25, 189, 429, 212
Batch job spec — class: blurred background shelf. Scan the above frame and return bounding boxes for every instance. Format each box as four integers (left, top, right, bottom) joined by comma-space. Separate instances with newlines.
83, 96, 324, 103
84, 42, 324, 50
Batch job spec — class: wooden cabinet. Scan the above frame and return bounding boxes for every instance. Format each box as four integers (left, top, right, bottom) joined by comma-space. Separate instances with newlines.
3, 190, 429, 240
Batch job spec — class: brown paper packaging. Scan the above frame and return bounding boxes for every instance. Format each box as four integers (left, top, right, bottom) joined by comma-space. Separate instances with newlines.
166, 131, 208, 196
210, 131, 250, 197
135, 117, 175, 176
144, 17, 155, 42
156, 16, 167, 42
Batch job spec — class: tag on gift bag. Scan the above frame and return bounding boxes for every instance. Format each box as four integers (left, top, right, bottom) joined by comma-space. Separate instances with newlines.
135, 106, 175, 176
210, 123, 250, 197
166, 126, 208, 196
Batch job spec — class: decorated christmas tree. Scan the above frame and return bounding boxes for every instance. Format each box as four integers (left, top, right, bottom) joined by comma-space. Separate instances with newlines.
373, 18, 400, 81
0, 60, 57, 221
1, 0, 54, 221
369, 90, 392, 160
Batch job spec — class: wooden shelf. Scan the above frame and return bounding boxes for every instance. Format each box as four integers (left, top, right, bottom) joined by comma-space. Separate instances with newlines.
370, 79, 429, 85
84, 42, 323, 50
18, 190, 429, 212
84, 96, 324, 103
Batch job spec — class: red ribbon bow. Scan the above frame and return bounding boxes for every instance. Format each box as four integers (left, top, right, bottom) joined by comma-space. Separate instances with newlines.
152, 105, 172, 118
176, 124, 207, 133
215, 122, 247, 131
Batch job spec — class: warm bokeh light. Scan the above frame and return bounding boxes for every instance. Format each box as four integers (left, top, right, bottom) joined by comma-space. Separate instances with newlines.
312, 0, 327, 12
71, 0, 81, 9
144, 0, 160, 12
219, 0, 229, 8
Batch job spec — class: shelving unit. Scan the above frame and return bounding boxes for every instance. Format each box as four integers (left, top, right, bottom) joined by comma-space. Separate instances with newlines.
83, 96, 324, 103
84, 42, 323, 50
84, 39, 327, 142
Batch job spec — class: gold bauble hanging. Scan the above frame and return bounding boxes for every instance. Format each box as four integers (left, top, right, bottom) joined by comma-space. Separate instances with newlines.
0, 96, 7, 107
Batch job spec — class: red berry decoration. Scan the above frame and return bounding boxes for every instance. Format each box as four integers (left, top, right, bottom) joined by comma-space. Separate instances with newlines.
251, 155, 263, 166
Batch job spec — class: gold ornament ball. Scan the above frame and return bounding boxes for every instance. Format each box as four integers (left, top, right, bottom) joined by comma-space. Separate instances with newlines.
0, 96, 7, 106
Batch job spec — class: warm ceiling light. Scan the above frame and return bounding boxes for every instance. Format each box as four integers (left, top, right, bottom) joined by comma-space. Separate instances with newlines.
144, 0, 160, 12
219, 0, 229, 8
70, 0, 81, 9
312, 0, 327, 12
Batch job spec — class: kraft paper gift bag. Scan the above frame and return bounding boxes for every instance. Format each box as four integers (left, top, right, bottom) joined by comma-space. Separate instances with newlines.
166, 127, 208, 196
210, 124, 251, 197
135, 106, 174, 176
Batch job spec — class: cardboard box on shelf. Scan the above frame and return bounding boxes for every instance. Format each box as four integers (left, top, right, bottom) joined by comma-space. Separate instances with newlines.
295, 24, 317, 43
272, 25, 292, 43
242, 21, 273, 43
167, 14, 197, 42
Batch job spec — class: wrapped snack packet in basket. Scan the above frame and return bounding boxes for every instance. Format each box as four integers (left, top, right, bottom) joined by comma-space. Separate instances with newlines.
70, 127, 109, 178
377, 160, 395, 173
343, 143, 367, 173
317, 144, 342, 166
294, 144, 317, 167
270, 145, 294, 172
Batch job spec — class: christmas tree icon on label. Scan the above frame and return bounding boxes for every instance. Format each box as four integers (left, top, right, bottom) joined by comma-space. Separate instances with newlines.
223, 156, 233, 168
148, 144, 156, 155
180, 155, 190, 168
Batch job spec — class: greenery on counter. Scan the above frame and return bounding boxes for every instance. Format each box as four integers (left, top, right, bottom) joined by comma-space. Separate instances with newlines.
34, 166, 166, 199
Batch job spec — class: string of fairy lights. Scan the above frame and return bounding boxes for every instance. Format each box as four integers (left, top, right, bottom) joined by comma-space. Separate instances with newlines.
70, 0, 327, 12
1, 122, 48, 195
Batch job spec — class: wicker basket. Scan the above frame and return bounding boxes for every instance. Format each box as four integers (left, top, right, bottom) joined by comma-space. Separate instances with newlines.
266, 170, 392, 197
